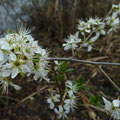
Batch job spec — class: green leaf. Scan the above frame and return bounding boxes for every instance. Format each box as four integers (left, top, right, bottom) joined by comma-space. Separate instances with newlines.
56, 74, 64, 84
65, 68, 74, 72
89, 94, 102, 106
61, 62, 68, 71
78, 76, 84, 86
79, 86, 90, 90
6, 30, 12, 34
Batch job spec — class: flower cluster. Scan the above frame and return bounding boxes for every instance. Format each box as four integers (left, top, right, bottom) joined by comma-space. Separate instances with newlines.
78, 17, 103, 36
63, 3, 120, 52
102, 97, 120, 120
63, 80, 78, 112
0, 28, 49, 94
47, 80, 78, 119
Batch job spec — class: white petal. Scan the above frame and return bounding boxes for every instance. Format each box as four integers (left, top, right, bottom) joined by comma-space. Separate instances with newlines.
0, 50, 4, 61
85, 29, 91, 33
9, 52, 16, 61
112, 100, 120, 107
68, 90, 74, 96
72, 43, 77, 49
59, 105, 63, 112
64, 44, 71, 50
67, 80, 72, 88
102, 97, 112, 111
0, 70, 11, 77
81, 32, 85, 36
101, 30, 106, 35
88, 45, 92, 51
34, 72, 39, 80
20, 64, 30, 73
54, 108, 59, 114
10, 83, 21, 90
26, 61, 33, 70
1, 41, 11, 50
112, 12, 118, 18
47, 98, 51, 103
63, 104, 70, 113
90, 36, 98, 42
112, 110, 120, 119
75, 31, 79, 37
64, 99, 71, 104
58, 114, 62, 119
50, 103, 54, 109
11, 68, 19, 78
13, 84, 21, 90
96, 32, 100, 37
54, 94, 60, 101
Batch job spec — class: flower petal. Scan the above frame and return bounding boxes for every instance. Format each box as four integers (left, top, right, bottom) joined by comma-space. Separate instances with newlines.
11, 68, 19, 78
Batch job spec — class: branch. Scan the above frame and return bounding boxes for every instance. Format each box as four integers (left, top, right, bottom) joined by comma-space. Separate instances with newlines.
47, 57, 120, 66
0, 95, 19, 102
97, 65, 120, 93
20, 85, 48, 103
80, 104, 106, 113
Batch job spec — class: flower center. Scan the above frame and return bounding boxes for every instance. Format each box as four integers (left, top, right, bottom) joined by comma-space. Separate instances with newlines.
14, 61, 20, 66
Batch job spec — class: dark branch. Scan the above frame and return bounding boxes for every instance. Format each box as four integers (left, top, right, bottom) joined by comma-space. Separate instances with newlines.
47, 57, 120, 66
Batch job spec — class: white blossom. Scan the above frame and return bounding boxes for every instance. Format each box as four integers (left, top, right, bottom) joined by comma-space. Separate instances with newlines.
66, 80, 78, 94
0, 77, 21, 94
62, 80, 78, 113
95, 23, 106, 36
112, 4, 120, 17
63, 32, 81, 50
102, 97, 120, 120
106, 14, 120, 34
32, 56, 49, 82
87, 17, 102, 26
54, 61, 62, 70
47, 94, 60, 109
54, 105, 69, 119
77, 20, 91, 35
7, 52, 31, 78
64, 94, 77, 112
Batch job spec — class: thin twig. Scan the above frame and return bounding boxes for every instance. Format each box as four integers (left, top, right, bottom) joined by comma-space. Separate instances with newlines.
61, 73, 68, 104
0, 95, 19, 102
97, 65, 120, 93
71, 0, 78, 30
72, 6, 113, 58
52, 63, 61, 93
81, 104, 106, 113
20, 85, 47, 103
47, 57, 120, 66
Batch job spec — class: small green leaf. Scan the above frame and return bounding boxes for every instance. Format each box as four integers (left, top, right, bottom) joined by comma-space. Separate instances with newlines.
61, 62, 68, 71
65, 68, 74, 72
78, 76, 84, 86
56, 74, 64, 84
6, 30, 12, 34
89, 94, 102, 106
79, 86, 90, 90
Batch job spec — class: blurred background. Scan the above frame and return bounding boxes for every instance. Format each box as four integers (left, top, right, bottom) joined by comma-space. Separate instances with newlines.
0, 0, 116, 41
